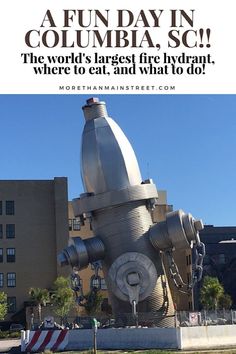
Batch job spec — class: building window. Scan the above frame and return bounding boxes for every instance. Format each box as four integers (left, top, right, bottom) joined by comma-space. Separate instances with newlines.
7, 248, 15, 263
0, 273, 3, 287
0, 225, 2, 238
6, 201, 15, 215
91, 277, 100, 289
189, 254, 191, 265
186, 254, 191, 266
7, 297, 16, 313
69, 218, 81, 231
7, 273, 16, 287
69, 219, 72, 231
0, 249, 3, 263
6, 224, 15, 238
73, 219, 81, 231
71, 275, 83, 291
0, 201, 2, 215
101, 278, 107, 290
187, 272, 191, 284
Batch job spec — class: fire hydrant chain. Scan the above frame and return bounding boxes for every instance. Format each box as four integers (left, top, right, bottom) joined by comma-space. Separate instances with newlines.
165, 240, 205, 294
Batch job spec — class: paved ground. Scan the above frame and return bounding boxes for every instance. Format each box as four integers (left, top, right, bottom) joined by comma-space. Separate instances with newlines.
0, 339, 21, 353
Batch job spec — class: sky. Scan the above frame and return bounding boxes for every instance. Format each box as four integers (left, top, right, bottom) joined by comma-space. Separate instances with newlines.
0, 94, 235, 227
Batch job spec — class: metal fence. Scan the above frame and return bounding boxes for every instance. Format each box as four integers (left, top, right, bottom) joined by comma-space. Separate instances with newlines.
176, 310, 236, 327
86, 310, 236, 328
34, 310, 236, 330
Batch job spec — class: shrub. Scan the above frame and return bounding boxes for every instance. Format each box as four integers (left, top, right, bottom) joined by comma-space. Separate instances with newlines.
8, 331, 21, 338
0, 331, 7, 339
0, 330, 21, 339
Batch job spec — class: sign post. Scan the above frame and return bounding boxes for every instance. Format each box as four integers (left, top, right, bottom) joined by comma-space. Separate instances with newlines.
91, 318, 98, 354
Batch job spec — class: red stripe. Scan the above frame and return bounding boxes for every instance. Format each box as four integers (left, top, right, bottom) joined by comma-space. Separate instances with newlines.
26, 330, 42, 352
51, 330, 68, 351
37, 330, 54, 352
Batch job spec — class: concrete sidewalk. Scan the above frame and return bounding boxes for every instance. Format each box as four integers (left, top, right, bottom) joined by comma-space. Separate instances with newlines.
0, 339, 21, 353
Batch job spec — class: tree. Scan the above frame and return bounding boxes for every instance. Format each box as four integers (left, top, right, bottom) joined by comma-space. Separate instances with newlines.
29, 287, 49, 322
51, 276, 74, 325
82, 289, 104, 316
0, 292, 7, 320
200, 276, 224, 310
218, 293, 232, 310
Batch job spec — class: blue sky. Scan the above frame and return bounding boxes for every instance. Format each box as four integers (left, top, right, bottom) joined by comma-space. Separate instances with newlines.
0, 94, 235, 226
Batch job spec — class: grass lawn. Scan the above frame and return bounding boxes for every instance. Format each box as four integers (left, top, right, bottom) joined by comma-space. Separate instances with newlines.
47, 350, 236, 354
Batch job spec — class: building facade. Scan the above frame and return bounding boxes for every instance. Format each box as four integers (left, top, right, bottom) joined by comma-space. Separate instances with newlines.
0, 178, 69, 319
0, 178, 194, 322
68, 201, 107, 305
194, 225, 236, 309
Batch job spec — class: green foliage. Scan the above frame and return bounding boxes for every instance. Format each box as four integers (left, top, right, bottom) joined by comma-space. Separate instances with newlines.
8, 331, 21, 338
0, 331, 21, 339
200, 276, 225, 310
0, 331, 7, 338
53, 276, 71, 289
29, 287, 49, 322
51, 276, 74, 325
218, 293, 233, 310
29, 287, 50, 306
82, 290, 104, 316
0, 292, 7, 320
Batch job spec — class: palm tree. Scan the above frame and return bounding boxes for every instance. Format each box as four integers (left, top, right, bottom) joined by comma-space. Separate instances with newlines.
200, 276, 224, 310
29, 287, 49, 323
0, 292, 7, 320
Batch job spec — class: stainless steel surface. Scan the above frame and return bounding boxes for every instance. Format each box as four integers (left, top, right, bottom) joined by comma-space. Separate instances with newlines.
149, 209, 204, 251
194, 219, 204, 232
84, 236, 105, 263
58, 236, 105, 269
182, 213, 197, 244
59, 98, 204, 326
82, 97, 108, 121
72, 183, 158, 216
81, 101, 142, 194
108, 252, 158, 303
149, 221, 172, 251
167, 210, 189, 249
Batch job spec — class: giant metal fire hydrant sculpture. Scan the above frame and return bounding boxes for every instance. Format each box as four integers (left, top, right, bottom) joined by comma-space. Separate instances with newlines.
58, 98, 204, 326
